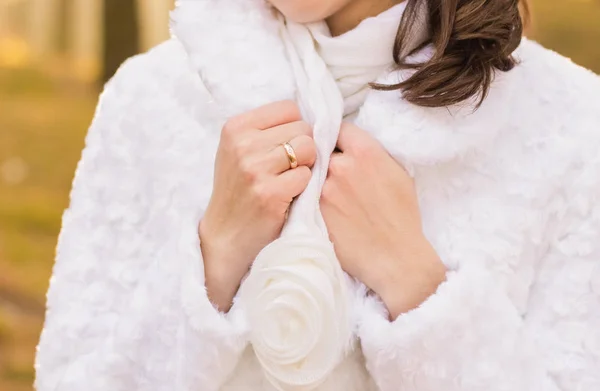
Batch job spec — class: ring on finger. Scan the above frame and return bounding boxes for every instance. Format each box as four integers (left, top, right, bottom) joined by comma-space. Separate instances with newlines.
282, 142, 298, 169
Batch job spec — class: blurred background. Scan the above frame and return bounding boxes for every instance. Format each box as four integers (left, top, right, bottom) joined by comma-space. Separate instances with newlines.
0, 0, 599, 390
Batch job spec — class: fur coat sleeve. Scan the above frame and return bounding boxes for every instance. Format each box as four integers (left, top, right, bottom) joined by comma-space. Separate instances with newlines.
34, 42, 249, 391
358, 131, 600, 390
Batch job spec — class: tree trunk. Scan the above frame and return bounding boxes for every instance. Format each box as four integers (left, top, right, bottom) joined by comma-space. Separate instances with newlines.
28, 0, 61, 58
57, 0, 70, 54
68, 0, 103, 82
137, 0, 173, 51
102, 0, 139, 83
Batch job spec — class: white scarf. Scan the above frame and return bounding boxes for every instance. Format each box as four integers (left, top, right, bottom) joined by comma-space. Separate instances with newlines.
239, 3, 429, 390
309, 3, 413, 119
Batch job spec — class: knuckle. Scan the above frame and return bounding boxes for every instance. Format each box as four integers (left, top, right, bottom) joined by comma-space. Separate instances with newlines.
328, 156, 351, 176
238, 157, 259, 183
281, 100, 301, 119
252, 184, 277, 210
297, 166, 312, 185
297, 134, 317, 157
305, 142, 317, 166
282, 167, 311, 199
298, 121, 313, 137
351, 142, 374, 159
231, 136, 253, 158
222, 117, 243, 137
297, 133, 313, 146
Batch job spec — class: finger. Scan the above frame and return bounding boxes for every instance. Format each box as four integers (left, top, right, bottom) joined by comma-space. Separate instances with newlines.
274, 165, 312, 199
226, 100, 302, 132
336, 122, 371, 153
327, 152, 350, 178
260, 120, 313, 146
265, 134, 317, 174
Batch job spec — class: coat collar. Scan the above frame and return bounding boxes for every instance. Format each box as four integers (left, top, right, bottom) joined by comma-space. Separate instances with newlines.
171, 0, 518, 168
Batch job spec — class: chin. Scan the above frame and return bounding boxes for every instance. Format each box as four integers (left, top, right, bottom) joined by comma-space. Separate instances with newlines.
267, 0, 347, 23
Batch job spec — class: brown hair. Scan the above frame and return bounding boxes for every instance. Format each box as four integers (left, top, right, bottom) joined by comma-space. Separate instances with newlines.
373, 0, 530, 108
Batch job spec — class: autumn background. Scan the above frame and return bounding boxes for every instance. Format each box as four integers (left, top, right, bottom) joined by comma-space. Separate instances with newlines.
0, 1, 599, 390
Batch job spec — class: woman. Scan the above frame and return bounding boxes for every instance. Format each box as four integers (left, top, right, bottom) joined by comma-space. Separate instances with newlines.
36, 0, 600, 390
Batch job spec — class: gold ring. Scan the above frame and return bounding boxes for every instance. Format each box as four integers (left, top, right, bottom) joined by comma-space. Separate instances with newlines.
282, 142, 298, 169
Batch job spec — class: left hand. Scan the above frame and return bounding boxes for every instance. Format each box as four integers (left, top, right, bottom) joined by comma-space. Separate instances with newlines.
321, 123, 447, 319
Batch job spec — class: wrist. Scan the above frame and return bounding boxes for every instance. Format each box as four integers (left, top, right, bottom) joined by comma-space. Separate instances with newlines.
373, 236, 447, 319
204, 261, 237, 312
199, 221, 245, 313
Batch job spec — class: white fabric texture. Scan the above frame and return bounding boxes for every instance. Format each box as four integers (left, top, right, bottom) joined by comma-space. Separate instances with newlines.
35, 0, 600, 391
237, 4, 425, 389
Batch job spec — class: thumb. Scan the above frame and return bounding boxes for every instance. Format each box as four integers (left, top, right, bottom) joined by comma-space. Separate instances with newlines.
336, 122, 377, 153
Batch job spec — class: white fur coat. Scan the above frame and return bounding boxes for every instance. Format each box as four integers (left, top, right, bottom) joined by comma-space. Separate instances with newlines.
35, 1, 600, 390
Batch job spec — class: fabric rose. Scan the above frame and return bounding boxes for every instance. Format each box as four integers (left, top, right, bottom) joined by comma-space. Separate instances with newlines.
239, 235, 350, 391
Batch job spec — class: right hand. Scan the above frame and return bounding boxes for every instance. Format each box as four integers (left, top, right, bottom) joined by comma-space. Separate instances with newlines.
199, 101, 317, 312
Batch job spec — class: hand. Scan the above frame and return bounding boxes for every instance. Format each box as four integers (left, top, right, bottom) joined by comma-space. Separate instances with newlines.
200, 101, 316, 312
320, 123, 446, 319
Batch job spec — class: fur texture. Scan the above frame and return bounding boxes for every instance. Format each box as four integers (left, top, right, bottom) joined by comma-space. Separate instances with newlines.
35, 0, 600, 390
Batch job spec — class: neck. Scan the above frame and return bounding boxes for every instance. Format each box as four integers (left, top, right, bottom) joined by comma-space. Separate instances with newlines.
326, 0, 403, 36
